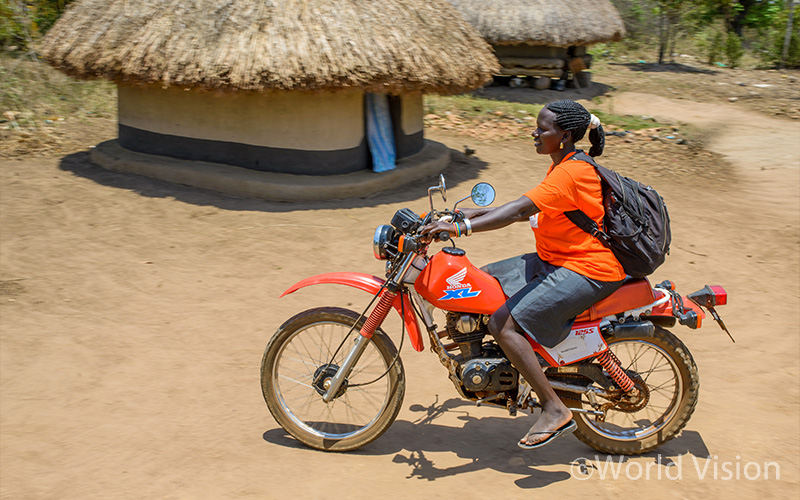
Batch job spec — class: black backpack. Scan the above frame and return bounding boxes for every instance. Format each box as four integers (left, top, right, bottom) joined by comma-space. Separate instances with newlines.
564, 151, 671, 278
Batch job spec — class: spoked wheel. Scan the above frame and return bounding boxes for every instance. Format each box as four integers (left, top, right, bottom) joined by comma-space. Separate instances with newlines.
261, 307, 405, 451
562, 327, 699, 455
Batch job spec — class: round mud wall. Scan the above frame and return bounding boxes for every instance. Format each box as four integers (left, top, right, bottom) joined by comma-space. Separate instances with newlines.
117, 85, 369, 175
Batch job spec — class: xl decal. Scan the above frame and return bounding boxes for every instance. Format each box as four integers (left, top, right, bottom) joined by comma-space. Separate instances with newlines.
439, 267, 482, 301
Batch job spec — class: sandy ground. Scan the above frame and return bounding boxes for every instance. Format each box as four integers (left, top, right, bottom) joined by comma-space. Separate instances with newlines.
1, 89, 799, 499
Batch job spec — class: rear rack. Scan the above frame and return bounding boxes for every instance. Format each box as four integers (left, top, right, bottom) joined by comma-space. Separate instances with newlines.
605, 291, 671, 323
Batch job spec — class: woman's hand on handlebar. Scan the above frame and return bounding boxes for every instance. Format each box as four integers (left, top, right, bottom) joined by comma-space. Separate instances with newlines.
420, 220, 456, 242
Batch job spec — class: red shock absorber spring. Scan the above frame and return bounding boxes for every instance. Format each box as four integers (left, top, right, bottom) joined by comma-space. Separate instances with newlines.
359, 290, 397, 339
595, 350, 636, 392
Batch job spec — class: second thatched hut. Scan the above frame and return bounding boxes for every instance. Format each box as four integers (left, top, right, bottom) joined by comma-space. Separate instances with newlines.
448, 0, 625, 88
41, 0, 498, 200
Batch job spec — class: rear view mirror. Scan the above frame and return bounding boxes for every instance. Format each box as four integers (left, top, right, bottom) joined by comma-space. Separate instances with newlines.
470, 183, 495, 207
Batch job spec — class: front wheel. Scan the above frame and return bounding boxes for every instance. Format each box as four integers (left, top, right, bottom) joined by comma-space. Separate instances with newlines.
261, 307, 405, 451
562, 326, 699, 455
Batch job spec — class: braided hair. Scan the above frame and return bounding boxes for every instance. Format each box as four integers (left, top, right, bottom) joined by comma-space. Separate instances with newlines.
545, 100, 605, 157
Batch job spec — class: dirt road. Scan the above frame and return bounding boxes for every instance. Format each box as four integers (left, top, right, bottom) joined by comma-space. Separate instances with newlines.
1, 91, 798, 498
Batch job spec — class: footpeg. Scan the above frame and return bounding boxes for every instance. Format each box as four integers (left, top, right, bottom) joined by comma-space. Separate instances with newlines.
569, 407, 604, 417
476, 392, 504, 407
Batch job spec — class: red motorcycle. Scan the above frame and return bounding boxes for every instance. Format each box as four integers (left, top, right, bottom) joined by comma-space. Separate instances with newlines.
261, 176, 732, 454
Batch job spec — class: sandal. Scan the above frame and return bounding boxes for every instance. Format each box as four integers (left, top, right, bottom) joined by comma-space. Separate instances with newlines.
517, 419, 577, 450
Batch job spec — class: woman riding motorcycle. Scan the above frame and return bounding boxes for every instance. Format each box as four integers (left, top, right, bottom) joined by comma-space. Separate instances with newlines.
422, 99, 625, 449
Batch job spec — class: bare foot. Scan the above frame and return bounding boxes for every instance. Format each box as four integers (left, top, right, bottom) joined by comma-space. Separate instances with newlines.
520, 405, 573, 448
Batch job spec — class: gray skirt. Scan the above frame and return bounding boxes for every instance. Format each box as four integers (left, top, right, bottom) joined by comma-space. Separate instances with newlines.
483, 253, 624, 348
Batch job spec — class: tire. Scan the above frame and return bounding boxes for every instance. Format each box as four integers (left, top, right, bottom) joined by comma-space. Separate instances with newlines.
261, 307, 405, 452
562, 326, 699, 455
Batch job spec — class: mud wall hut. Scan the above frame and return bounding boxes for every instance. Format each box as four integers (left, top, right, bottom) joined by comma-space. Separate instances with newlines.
447, 0, 625, 87
42, 0, 498, 178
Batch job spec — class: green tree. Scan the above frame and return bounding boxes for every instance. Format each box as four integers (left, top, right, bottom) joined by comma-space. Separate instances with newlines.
32, 0, 75, 35
612, 0, 706, 64
613, 0, 794, 67
0, 0, 75, 49
0, 1, 29, 49
653, 0, 712, 64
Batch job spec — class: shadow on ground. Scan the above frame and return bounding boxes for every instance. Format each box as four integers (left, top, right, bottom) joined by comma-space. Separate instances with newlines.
610, 61, 720, 75
57, 148, 488, 213
472, 81, 614, 107
262, 396, 710, 488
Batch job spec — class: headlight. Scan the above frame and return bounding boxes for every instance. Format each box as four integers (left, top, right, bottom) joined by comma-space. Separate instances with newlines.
373, 225, 396, 260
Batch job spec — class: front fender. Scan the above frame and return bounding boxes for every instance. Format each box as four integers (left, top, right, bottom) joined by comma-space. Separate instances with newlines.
281, 272, 424, 352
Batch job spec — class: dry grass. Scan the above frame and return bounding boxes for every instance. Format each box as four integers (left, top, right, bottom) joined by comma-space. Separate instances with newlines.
1, 52, 115, 125
1, 51, 116, 158
423, 94, 671, 142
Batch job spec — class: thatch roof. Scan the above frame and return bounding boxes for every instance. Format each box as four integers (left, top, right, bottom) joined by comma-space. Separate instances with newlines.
447, 0, 625, 47
41, 0, 499, 95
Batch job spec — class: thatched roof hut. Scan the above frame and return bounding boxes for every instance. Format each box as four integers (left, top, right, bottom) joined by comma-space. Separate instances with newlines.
41, 0, 498, 195
447, 0, 625, 84
447, 0, 625, 47
43, 0, 497, 95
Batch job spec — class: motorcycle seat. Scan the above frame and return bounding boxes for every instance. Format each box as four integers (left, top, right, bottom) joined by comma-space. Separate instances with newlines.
575, 278, 657, 322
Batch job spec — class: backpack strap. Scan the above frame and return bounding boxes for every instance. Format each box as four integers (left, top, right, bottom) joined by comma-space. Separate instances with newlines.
564, 210, 611, 244
561, 150, 612, 245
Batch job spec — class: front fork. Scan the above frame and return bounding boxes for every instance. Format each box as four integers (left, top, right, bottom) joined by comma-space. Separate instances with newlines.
321, 253, 417, 402
321, 335, 370, 403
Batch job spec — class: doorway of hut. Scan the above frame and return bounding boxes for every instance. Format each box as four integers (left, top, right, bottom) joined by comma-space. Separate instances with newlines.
365, 93, 426, 173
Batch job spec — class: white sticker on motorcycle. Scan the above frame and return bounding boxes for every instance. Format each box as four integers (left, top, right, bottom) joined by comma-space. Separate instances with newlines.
439, 267, 481, 300
543, 323, 607, 365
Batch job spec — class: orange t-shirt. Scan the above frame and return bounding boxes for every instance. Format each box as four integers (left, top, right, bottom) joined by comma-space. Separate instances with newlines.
524, 152, 625, 282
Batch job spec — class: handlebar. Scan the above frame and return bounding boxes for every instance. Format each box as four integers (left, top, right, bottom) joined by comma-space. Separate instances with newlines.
421, 209, 464, 243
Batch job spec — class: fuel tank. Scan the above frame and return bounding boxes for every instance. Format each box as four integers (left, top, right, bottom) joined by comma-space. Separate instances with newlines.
414, 247, 506, 314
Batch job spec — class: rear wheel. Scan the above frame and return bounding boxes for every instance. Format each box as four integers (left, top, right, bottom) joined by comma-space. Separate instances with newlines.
561, 327, 699, 455
261, 307, 405, 451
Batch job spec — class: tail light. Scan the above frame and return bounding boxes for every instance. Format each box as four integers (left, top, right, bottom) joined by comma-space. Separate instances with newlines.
685, 286, 734, 342
687, 285, 728, 309
709, 286, 727, 305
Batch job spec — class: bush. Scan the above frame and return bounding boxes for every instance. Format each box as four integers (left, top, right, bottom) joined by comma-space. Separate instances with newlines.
770, 8, 800, 68
0, 2, 28, 50
707, 31, 725, 65
33, 0, 75, 36
0, 1, 76, 50
725, 33, 744, 68
774, 29, 800, 68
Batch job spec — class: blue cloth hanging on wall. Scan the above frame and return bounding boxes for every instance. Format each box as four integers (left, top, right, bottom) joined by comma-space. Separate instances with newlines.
365, 93, 396, 173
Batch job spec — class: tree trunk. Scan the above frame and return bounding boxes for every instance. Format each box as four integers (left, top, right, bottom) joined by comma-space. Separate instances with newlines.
732, 0, 756, 38
668, 13, 680, 64
783, 0, 797, 68
658, 13, 667, 64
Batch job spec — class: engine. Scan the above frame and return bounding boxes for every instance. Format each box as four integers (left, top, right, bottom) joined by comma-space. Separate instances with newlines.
461, 357, 517, 392
445, 311, 486, 360
444, 312, 518, 395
